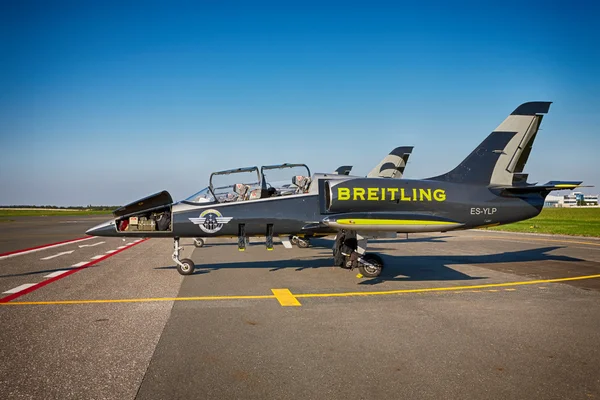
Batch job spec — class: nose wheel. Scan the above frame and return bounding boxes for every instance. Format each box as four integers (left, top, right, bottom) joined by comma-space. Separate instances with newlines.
193, 238, 205, 248
177, 258, 195, 275
173, 238, 196, 275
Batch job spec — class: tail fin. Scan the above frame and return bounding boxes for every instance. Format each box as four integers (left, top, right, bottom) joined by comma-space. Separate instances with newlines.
367, 146, 414, 179
428, 102, 552, 186
335, 165, 353, 175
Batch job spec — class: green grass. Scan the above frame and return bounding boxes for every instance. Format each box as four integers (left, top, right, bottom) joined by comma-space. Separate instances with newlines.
483, 208, 600, 237
0, 209, 112, 217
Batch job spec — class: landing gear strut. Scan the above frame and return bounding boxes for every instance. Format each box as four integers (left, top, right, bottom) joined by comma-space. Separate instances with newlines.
173, 237, 195, 275
333, 231, 384, 278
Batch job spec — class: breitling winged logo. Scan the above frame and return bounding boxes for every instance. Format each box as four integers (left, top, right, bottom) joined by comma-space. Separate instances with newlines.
189, 209, 232, 234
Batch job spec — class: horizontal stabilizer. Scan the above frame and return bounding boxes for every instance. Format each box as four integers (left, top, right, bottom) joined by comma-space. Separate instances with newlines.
499, 181, 587, 194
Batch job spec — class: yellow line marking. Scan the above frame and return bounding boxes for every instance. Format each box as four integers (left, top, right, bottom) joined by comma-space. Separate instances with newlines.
271, 289, 301, 306
504, 289, 516, 291
2, 274, 599, 306
469, 235, 600, 247
487, 290, 499, 292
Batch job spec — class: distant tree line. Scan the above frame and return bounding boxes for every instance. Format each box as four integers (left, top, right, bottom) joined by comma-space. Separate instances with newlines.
0, 205, 119, 210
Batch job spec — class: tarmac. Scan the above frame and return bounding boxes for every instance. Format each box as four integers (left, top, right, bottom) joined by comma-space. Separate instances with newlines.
1, 215, 599, 399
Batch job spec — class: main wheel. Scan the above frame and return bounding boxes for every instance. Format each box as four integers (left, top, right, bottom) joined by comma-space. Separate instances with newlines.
358, 253, 383, 277
177, 258, 195, 275
297, 239, 310, 248
290, 236, 299, 245
194, 238, 205, 248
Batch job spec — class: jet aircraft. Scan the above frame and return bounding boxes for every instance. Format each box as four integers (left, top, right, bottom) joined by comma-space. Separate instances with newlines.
87, 102, 583, 278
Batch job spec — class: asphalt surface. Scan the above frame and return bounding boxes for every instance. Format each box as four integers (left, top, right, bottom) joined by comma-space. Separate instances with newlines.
0, 215, 110, 254
1, 224, 599, 399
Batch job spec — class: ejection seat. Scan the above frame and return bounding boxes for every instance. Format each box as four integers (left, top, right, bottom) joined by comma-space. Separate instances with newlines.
233, 183, 250, 201
247, 188, 262, 200
292, 175, 311, 194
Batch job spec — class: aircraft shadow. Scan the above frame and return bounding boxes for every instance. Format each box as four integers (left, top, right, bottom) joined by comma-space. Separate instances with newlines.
155, 245, 581, 285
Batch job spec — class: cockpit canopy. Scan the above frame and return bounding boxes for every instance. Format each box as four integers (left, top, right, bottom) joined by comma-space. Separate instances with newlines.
182, 163, 312, 204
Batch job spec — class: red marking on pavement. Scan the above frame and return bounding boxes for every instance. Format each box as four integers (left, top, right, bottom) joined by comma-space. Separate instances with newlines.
0, 236, 93, 258
0, 239, 149, 303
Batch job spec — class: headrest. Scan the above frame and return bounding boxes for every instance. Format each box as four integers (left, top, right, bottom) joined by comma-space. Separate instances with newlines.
292, 175, 310, 192
233, 183, 247, 195
292, 175, 305, 187
248, 189, 261, 200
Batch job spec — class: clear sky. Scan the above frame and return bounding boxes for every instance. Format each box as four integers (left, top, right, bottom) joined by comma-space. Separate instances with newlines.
1, 0, 598, 206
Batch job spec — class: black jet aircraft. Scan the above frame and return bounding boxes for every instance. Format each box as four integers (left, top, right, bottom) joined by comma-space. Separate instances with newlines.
87, 101, 583, 278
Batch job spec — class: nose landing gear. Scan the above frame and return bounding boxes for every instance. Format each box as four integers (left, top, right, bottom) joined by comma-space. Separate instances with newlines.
173, 237, 196, 275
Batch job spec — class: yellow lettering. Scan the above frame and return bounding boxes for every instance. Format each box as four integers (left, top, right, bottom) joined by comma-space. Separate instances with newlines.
400, 188, 411, 201
419, 188, 432, 201
353, 188, 365, 200
412, 188, 417, 200
387, 188, 399, 200
368, 188, 378, 200
433, 189, 446, 201
381, 188, 385, 200
338, 187, 350, 200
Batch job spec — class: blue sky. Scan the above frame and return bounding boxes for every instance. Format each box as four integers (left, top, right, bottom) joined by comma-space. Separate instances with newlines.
1, 1, 598, 206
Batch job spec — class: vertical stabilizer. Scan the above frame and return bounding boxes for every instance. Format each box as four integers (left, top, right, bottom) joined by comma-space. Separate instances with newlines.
367, 146, 414, 179
428, 102, 551, 186
334, 166, 353, 175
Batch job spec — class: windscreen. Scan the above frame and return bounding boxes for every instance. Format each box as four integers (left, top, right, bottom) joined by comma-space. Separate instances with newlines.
183, 187, 215, 203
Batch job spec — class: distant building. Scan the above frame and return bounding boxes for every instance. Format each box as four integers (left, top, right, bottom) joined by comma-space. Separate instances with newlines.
544, 192, 599, 207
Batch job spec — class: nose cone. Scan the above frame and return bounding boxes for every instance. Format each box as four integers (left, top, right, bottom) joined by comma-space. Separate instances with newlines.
86, 219, 117, 237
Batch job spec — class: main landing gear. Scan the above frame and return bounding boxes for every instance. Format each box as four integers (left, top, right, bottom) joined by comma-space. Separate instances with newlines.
173, 237, 195, 275
332, 231, 384, 278
290, 235, 310, 248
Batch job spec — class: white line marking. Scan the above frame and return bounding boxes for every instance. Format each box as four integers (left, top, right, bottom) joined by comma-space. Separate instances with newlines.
79, 241, 105, 248
3, 284, 37, 294
90, 255, 103, 260
71, 261, 87, 267
0, 237, 94, 260
44, 270, 68, 278
281, 239, 292, 249
117, 246, 126, 249
126, 243, 134, 246
105, 250, 117, 254
40, 250, 74, 260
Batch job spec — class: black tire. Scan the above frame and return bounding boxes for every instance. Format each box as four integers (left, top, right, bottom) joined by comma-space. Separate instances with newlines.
290, 236, 299, 245
332, 235, 345, 266
297, 239, 310, 248
358, 253, 384, 277
177, 258, 195, 275
194, 238, 205, 248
